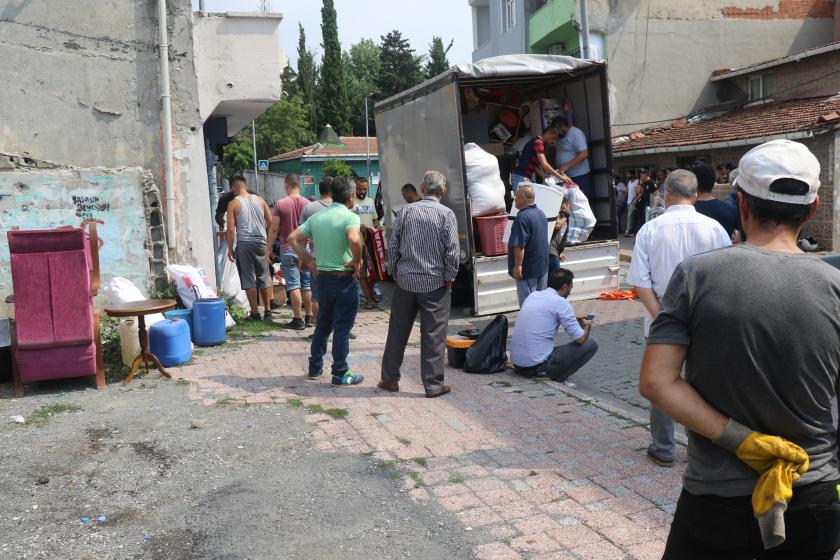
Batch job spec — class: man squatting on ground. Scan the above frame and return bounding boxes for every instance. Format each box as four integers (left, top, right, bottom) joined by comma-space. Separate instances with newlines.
287, 176, 365, 387
378, 170, 459, 399
510, 268, 598, 382
225, 175, 273, 320
641, 140, 840, 559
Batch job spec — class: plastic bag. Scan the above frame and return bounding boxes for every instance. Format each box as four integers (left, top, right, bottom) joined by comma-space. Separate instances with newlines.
215, 241, 249, 312
463, 314, 508, 374
464, 143, 506, 216
102, 277, 165, 326
562, 184, 596, 245
166, 264, 235, 328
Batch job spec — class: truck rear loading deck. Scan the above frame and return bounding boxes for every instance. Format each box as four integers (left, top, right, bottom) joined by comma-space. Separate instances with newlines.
375, 55, 620, 315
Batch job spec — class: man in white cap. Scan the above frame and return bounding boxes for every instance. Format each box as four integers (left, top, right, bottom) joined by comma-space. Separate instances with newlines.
640, 140, 840, 558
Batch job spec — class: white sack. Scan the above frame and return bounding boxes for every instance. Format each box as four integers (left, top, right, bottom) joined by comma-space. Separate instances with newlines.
166, 264, 235, 328
464, 143, 506, 216
215, 242, 249, 312
102, 277, 165, 326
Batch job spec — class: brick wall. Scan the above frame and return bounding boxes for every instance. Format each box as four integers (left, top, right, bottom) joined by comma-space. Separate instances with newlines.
721, 0, 834, 19
745, 49, 840, 97
613, 134, 836, 250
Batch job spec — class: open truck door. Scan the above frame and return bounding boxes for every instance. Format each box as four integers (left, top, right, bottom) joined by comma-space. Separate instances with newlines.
376, 55, 621, 315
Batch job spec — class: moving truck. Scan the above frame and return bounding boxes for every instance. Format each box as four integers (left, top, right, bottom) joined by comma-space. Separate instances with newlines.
375, 55, 620, 315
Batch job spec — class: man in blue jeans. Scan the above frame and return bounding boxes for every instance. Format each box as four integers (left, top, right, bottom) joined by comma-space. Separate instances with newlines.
287, 176, 365, 386
508, 185, 549, 306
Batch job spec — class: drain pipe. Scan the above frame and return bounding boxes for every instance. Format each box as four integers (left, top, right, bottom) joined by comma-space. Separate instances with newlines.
158, 0, 177, 249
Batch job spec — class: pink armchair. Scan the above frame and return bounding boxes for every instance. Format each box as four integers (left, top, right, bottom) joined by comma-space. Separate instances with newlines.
8, 223, 105, 396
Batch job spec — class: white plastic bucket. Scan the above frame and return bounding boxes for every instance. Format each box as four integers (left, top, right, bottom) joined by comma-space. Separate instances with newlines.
503, 182, 566, 244
118, 319, 141, 368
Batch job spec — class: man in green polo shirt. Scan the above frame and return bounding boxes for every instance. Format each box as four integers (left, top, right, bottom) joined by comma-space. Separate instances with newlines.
288, 176, 365, 386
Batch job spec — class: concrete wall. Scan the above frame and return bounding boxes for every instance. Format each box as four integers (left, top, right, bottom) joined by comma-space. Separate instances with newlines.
192, 12, 284, 134
587, 0, 836, 134
613, 133, 838, 250
0, 155, 165, 317
0, 0, 216, 285
471, 0, 531, 61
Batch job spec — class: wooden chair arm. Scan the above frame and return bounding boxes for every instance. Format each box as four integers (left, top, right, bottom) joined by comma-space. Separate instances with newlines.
81, 220, 102, 296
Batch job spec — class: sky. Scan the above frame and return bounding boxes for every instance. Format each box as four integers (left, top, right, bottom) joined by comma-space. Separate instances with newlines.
193, 0, 474, 67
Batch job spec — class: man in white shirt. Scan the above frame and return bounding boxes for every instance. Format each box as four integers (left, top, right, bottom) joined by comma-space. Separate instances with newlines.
627, 169, 731, 467
552, 116, 593, 200
510, 269, 598, 382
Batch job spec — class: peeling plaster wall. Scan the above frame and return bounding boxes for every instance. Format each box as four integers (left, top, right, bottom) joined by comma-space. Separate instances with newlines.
587, 0, 836, 134
0, 0, 214, 283
0, 155, 165, 317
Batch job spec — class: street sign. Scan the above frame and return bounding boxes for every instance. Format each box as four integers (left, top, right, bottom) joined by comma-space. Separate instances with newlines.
258, 160, 269, 171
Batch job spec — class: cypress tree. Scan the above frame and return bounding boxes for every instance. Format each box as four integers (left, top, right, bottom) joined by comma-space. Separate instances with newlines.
318, 0, 351, 135
296, 23, 318, 135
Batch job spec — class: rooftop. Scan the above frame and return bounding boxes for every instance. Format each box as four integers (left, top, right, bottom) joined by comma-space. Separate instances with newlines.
269, 136, 378, 162
612, 95, 840, 155
711, 41, 840, 81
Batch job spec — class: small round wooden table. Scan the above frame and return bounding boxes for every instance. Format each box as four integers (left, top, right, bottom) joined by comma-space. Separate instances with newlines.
105, 299, 177, 385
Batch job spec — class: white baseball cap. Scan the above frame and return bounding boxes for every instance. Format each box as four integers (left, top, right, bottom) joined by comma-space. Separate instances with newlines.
733, 139, 820, 204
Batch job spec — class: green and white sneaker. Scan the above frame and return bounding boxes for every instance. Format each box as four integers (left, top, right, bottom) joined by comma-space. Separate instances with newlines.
332, 371, 364, 386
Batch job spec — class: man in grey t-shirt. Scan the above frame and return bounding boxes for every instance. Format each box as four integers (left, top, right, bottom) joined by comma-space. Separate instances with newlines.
641, 140, 840, 559
299, 176, 334, 329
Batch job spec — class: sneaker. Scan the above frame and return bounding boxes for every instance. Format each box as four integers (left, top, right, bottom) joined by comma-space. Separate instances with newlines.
304, 315, 314, 328
646, 448, 674, 468
249, 312, 261, 321
349, 332, 357, 340
307, 370, 323, 380
284, 318, 305, 330
332, 371, 364, 386
263, 311, 273, 321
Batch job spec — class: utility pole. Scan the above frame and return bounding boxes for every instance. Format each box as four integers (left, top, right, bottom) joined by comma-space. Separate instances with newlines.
579, 0, 591, 59
251, 120, 259, 194
365, 94, 372, 181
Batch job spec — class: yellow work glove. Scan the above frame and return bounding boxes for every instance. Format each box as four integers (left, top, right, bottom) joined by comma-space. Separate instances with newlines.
714, 420, 810, 550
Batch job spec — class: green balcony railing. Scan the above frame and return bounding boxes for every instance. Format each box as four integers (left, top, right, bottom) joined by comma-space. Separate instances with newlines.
528, 0, 577, 53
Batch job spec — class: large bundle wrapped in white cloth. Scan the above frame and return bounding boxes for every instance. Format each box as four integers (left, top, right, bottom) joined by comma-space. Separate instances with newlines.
464, 143, 506, 216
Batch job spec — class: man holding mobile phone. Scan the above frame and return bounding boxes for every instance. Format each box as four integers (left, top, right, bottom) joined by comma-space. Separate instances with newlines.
509, 269, 598, 382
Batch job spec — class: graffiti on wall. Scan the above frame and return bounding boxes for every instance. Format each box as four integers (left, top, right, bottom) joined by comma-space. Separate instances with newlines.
0, 168, 149, 314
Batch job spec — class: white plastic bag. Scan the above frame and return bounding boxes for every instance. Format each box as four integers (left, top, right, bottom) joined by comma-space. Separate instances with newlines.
102, 277, 165, 326
464, 143, 506, 216
563, 184, 596, 245
166, 264, 235, 328
215, 242, 249, 312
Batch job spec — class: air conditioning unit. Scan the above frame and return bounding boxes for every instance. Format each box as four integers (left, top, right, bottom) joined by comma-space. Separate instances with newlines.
548, 43, 565, 55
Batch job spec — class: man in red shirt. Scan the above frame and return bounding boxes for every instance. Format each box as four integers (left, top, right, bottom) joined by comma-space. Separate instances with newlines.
512, 126, 564, 191
268, 174, 312, 330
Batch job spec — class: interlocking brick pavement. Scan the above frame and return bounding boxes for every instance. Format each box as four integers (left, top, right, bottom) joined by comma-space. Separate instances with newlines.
173, 293, 689, 559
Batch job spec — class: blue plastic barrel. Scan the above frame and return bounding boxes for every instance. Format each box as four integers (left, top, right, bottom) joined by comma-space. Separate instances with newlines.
148, 319, 192, 367
164, 309, 193, 341
192, 298, 227, 346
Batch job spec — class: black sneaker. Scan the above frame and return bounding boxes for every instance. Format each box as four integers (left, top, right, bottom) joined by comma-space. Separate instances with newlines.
349, 332, 357, 340
249, 313, 261, 321
263, 311, 273, 321
284, 318, 305, 330
331, 371, 364, 386
304, 315, 314, 328
307, 370, 323, 380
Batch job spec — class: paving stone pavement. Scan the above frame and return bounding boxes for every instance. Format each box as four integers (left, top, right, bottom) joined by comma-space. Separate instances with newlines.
174, 294, 687, 560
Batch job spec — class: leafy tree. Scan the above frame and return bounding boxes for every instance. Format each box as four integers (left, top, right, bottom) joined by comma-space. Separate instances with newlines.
296, 23, 318, 133
345, 39, 381, 136
378, 30, 423, 101
318, 0, 351, 135
281, 65, 299, 99
322, 159, 353, 177
222, 94, 316, 177
221, 138, 253, 179
425, 36, 454, 79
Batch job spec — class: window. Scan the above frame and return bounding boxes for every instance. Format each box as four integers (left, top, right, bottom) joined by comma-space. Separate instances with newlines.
748, 73, 774, 102
503, 0, 516, 32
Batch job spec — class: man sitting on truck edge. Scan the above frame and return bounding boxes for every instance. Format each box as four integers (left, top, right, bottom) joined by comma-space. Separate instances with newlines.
511, 127, 565, 191
510, 268, 598, 382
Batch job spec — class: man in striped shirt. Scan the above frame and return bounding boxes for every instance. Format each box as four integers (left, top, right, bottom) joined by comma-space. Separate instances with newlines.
378, 170, 460, 398
512, 127, 564, 190
627, 169, 731, 467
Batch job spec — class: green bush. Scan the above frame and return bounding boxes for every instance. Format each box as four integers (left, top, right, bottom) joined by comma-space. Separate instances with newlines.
322, 159, 353, 177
